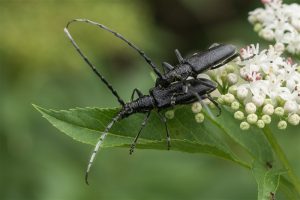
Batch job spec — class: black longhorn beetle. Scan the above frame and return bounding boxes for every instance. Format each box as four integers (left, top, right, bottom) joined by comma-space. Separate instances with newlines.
64, 19, 229, 184
64, 19, 239, 90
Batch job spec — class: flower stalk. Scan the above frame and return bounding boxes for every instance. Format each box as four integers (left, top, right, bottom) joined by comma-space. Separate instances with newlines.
263, 125, 300, 194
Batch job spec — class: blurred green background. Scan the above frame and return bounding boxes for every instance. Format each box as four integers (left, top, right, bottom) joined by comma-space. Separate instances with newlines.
1, 0, 300, 199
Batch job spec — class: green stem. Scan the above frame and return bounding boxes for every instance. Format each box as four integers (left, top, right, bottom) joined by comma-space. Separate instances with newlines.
263, 125, 300, 194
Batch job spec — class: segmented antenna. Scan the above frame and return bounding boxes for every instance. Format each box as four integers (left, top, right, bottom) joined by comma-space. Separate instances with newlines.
65, 19, 164, 80
85, 111, 123, 185
64, 25, 125, 106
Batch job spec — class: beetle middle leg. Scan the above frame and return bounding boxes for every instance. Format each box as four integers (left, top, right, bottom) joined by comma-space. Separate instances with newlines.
129, 111, 151, 155
205, 93, 221, 116
158, 112, 171, 150
131, 88, 143, 101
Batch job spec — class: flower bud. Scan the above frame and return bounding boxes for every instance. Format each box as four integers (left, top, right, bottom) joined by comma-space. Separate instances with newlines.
284, 101, 298, 113
254, 23, 263, 32
262, 115, 272, 124
224, 93, 235, 104
245, 102, 257, 114
165, 110, 175, 119
220, 70, 228, 83
240, 121, 250, 130
228, 85, 237, 95
225, 64, 236, 73
217, 95, 225, 104
227, 73, 238, 85
195, 113, 205, 123
277, 120, 287, 130
234, 111, 244, 120
192, 102, 202, 113
252, 95, 265, 107
247, 113, 258, 124
274, 107, 284, 116
256, 120, 265, 128
231, 101, 240, 110
262, 104, 274, 115
288, 114, 300, 126
237, 86, 248, 99
264, 98, 274, 106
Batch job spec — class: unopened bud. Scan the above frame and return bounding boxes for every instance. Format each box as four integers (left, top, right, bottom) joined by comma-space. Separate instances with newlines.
195, 113, 205, 123
245, 102, 257, 114
277, 120, 287, 130
192, 102, 202, 113
274, 107, 284, 116
263, 104, 274, 115
224, 93, 235, 104
288, 114, 300, 126
165, 110, 175, 119
262, 115, 272, 124
234, 111, 245, 120
240, 121, 250, 130
256, 120, 265, 128
231, 101, 240, 110
247, 113, 258, 124
228, 85, 237, 95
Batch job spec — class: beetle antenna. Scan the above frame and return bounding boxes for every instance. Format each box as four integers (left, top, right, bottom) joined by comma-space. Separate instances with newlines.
85, 111, 123, 185
64, 26, 125, 106
65, 19, 165, 80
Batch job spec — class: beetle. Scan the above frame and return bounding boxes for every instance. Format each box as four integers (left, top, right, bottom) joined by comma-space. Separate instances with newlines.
64, 21, 220, 185
64, 19, 239, 89
156, 43, 239, 87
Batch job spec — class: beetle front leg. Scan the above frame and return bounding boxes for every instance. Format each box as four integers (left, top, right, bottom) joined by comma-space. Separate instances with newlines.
162, 62, 174, 73
158, 112, 171, 150
129, 111, 151, 155
174, 49, 185, 64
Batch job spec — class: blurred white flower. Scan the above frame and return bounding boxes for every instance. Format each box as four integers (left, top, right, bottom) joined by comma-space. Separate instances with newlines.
249, 0, 300, 54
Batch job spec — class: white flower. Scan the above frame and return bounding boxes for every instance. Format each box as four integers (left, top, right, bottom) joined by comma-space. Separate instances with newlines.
249, 0, 300, 54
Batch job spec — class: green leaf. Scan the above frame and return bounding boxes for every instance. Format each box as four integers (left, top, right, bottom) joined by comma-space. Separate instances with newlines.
33, 104, 248, 168
204, 108, 287, 199
34, 104, 295, 199
252, 160, 286, 200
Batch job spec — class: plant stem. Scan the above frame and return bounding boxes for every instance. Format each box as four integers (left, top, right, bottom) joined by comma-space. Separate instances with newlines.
263, 125, 300, 194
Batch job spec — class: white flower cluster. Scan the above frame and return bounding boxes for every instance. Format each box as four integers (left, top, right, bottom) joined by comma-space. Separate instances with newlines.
248, 0, 300, 54
217, 44, 300, 130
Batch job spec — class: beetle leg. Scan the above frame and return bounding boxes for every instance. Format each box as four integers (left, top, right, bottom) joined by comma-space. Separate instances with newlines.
195, 78, 217, 89
174, 49, 185, 64
129, 111, 151, 155
158, 112, 171, 150
162, 62, 174, 73
206, 94, 221, 116
131, 88, 144, 101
